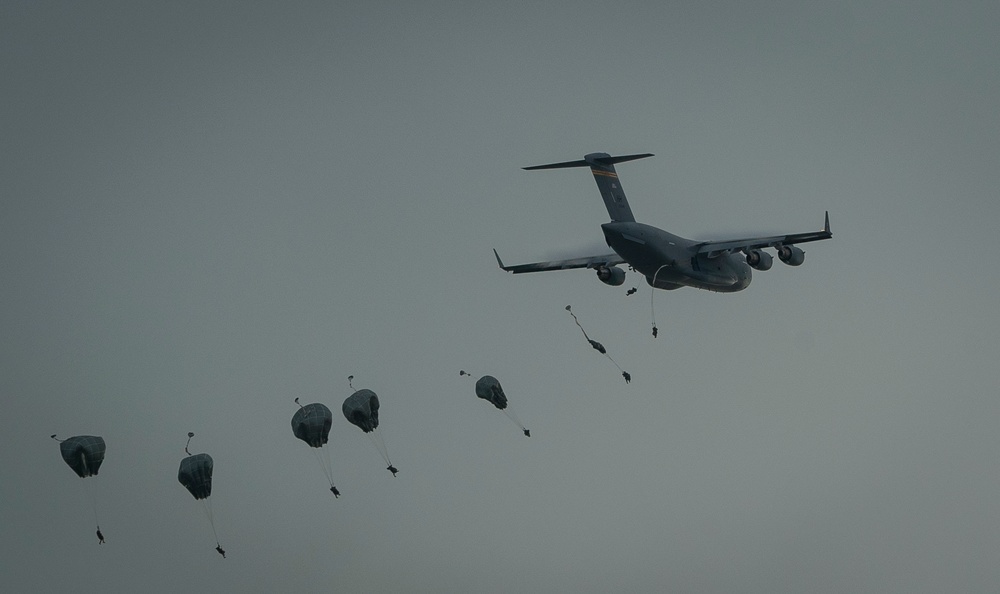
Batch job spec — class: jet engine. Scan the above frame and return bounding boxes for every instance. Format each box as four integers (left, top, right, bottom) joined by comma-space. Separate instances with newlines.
596, 265, 626, 286
777, 245, 805, 266
745, 249, 773, 271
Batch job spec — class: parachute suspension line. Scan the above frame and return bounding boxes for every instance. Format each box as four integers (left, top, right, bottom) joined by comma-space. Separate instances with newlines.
314, 448, 331, 486
380, 433, 390, 465
504, 409, 530, 436
322, 447, 335, 489
185, 432, 195, 456
503, 408, 526, 432
348, 375, 355, 390
602, 352, 625, 374
378, 430, 391, 466
309, 446, 336, 490
650, 264, 669, 338
367, 431, 391, 467
200, 497, 219, 547
81, 474, 101, 530
366, 432, 379, 460
599, 351, 630, 383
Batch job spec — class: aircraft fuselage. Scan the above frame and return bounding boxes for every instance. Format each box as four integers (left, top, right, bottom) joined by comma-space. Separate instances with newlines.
601, 222, 752, 292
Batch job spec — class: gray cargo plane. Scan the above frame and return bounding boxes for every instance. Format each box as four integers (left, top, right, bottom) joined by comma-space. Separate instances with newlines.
493, 152, 831, 292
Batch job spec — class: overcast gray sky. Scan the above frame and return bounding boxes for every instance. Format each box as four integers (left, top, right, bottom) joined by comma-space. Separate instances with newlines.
3, 1, 999, 592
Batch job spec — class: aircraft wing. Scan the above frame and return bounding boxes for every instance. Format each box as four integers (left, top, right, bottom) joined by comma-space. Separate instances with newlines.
695, 211, 832, 257
493, 249, 625, 274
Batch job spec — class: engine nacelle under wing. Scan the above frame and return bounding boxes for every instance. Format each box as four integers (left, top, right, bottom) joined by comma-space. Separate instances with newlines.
777, 245, 805, 266
596, 265, 626, 286
745, 249, 773, 271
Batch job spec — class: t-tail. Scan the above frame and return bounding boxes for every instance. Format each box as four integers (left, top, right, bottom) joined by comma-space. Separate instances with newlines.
523, 152, 653, 222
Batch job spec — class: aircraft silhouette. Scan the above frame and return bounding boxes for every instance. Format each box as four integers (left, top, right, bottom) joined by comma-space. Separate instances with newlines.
495, 153, 831, 292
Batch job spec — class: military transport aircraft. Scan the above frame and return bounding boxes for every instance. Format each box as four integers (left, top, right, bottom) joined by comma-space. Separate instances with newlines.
493, 153, 831, 292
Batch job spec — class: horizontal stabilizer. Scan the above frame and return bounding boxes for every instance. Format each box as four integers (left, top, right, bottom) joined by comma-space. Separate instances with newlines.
523, 153, 654, 170
523, 152, 654, 222
593, 153, 655, 166
522, 159, 590, 171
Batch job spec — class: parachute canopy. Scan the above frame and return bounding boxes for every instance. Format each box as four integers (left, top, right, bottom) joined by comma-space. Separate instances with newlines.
58, 435, 106, 478
475, 375, 507, 410
292, 403, 333, 448
343, 389, 379, 433
178, 453, 213, 500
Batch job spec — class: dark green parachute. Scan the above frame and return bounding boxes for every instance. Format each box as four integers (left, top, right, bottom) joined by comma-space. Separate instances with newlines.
462, 371, 529, 437
178, 453, 213, 500
292, 399, 340, 496
475, 375, 508, 410
342, 389, 379, 433
292, 402, 333, 447
178, 433, 223, 554
57, 435, 106, 478
343, 381, 395, 475
52, 434, 108, 543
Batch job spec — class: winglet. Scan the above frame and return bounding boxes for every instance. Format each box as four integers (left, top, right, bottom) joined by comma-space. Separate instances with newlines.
824, 211, 831, 235
493, 249, 512, 272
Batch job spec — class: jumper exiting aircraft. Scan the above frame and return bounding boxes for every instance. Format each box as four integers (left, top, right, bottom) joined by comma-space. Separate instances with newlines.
494, 152, 831, 292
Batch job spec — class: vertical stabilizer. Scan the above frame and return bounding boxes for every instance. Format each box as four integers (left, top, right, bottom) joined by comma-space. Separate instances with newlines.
523, 152, 653, 222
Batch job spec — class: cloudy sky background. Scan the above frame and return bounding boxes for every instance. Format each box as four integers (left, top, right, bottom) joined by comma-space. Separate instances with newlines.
3, 1, 999, 592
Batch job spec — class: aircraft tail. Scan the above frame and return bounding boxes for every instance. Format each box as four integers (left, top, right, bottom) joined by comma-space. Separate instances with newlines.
523, 152, 653, 222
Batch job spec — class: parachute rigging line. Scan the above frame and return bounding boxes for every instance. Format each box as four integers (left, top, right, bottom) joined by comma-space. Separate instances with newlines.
503, 408, 527, 433
310, 446, 338, 492
367, 431, 392, 468
650, 264, 670, 338
82, 473, 101, 530
200, 495, 220, 546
